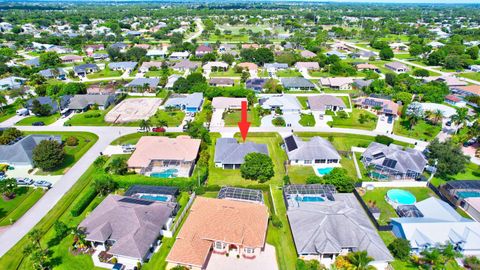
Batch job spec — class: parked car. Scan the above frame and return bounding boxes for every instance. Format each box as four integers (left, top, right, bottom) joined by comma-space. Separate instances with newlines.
34, 180, 52, 188
387, 115, 393, 124
463, 138, 477, 147
32, 121, 45, 126
17, 177, 34, 186
152, 127, 166, 133
446, 121, 452, 127
16, 108, 29, 116
122, 144, 135, 153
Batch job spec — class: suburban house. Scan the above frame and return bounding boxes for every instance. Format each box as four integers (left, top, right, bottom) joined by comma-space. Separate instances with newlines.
108, 62, 137, 72
361, 142, 427, 180
78, 194, 176, 267
422, 76, 467, 88
246, 78, 268, 92
0, 135, 62, 167
285, 185, 393, 269
38, 68, 67, 80
428, 41, 445, 49
389, 42, 409, 51
281, 77, 316, 91
164, 92, 204, 113
439, 180, 480, 209
214, 138, 269, 169
127, 136, 201, 177
73, 63, 100, 77
26, 96, 71, 114
356, 63, 379, 72
451, 85, 480, 98
146, 49, 167, 59
84, 44, 105, 56
60, 55, 83, 63
203, 61, 229, 72
300, 50, 317, 58
307, 95, 346, 113
195, 44, 213, 57
283, 135, 341, 166
125, 78, 160, 92
391, 197, 480, 256
169, 51, 190, 60
209, 78, 234, 87
92, 53, 109, 61
110, 42, 129, 51
172, 60, 200, 72
445, 95, 467, 107
295, 62, 320, 71
385, 62, 409, 73
87, 83, 118, 95
211, 97, 247, 110
353, 97, 399, 117
218, 44, 237, 55
237, 62, 258, 71
325, 50, 347, 59
353, 79, 374, 89
259, 94, 302, 113
264, 63, 288, 73
139, 61, 164, 73
68, 94, 116, 111
0, 76, 26, 90
470, 65, 480, 72
319, 78, 354, 90
352, 50, 377, 59
24, 57, 40, 67
166, 196, 269, 270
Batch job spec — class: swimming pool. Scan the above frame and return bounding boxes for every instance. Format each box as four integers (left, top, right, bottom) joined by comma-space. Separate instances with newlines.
316, 167, 334, 175
150, 169, 179, 178
386, 189, 416, 205
138, 194, 169, 202
295, 196, 325, 202
457, 191, 480, 199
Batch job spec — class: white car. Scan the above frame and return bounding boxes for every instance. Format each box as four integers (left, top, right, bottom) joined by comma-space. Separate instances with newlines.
34, 180, 52, 188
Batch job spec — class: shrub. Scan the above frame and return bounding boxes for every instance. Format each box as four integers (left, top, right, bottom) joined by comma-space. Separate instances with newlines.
240, 153, 275, 182
272, 117, 286, 127
84, 112, 101, 118
32, 140, 64, 171
337, 111, 348, 119
70, 187, 98, 217
65, 136, 79, 146
375, 135, 394, 145
388, 238, 411, 260
270, 215, 283, 228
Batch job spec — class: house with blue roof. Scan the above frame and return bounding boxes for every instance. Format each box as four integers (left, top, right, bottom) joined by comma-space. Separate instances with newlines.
0, 135, 62, 167
108, 62, 137, 72
214, 138, 269, 169
163, 92, 204, 113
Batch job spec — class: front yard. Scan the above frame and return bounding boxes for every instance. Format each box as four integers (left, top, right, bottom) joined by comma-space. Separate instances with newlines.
65, 110, 109, 126
393, 118, 442, 141
0, 187, 45, 226
276, 69, 302, 77
223, 108, 261, 127
16, 113, 60, 126
0, 104, 18, 123
86, 67, 122, 79
327, 108, 378, 130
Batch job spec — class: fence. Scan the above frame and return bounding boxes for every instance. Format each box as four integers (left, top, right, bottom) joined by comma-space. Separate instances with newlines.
169, 192, 196, 236
353, 188, 393, 231
427, 182, 457, 209
361, 181, 428, 188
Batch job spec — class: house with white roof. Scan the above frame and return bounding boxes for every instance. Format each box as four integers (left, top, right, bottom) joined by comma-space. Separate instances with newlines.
163, 92, 204, 113
319, 78, 354, 90
391, 197, 480, 256
259, 95, 302, 114
169, 51, 190, 60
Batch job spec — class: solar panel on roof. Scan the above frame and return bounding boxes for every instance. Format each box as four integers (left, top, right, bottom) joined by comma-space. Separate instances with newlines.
382, 158, 397, 169
372, 152, 385, 160
119, 197, 153, 205
284, 136, 298, 152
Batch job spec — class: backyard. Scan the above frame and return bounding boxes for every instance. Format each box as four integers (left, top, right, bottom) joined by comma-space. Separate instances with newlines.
393, 118, 442, 141
327, 108, 378, 130
0, 187, 45, 226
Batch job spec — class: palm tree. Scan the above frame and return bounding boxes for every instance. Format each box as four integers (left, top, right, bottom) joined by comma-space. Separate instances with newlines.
156, 119, 168, 128
451, 107, 468, 133
420, 248, 442, 267
347, 251, 375, 270
0, 178, 17, 199
432, 109, 443, 125
72, 227, 87, 246
0, 93, 7, 113
139, 119, 151, 132
408, 114, 420, 129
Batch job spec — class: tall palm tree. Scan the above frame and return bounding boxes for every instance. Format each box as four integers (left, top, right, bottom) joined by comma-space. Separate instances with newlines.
451, 107, 468, 133
347, 251, 375, 270
0, 93, 7, 113
139, 119, 151, 132
156, 119, 168, 128
432, 109, 443, 125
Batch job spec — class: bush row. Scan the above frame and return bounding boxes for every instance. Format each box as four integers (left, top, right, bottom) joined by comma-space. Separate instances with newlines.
70, 187, 98, 217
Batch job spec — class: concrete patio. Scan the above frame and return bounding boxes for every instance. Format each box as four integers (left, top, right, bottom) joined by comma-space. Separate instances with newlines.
206, 244, 278, 270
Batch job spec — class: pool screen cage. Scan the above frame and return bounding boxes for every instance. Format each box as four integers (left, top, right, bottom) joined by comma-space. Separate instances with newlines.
442, 180, 480, 194
396, 205, 424, 218
284, 184, 337, 199
217, 187, 264, 203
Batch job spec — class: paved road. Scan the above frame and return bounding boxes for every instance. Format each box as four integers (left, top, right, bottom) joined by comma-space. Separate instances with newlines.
186, 18, 204, 43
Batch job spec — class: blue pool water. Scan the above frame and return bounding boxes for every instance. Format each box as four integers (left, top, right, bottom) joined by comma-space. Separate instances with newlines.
317, 167, 334, 175
387, 189, 416, 205
139, 194, 169, 202
457, 191, 480, 199
295, 196, 325, 202
150, 169, 178, 178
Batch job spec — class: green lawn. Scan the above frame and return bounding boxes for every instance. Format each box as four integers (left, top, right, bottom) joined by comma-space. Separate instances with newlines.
223, 108, 261, 127
208, 133, 287, 186
360, 187, 437, 225
0, 104, 18, 123
296, 97, 309, 109
86, 67, 122, 79
210, 68, 241, 77
16, 113, 60, 126
299, 113, 315, 127
150, 110, 185, 127
341, 96, 351, 108
276, 69, 302, 77
430, 162, 480, 187
393, 118, 442, 141
65, 110, 108, 126
459, 72, 480, 82
327, 108, 377, 130
24, 131, 98, 175
0, 187, 45, 226
287, 166, 317, 184
193, 100, 212, 123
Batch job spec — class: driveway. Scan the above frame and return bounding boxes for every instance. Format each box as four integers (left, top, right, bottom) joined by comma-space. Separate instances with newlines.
374, 116, 393, 134
5, 166, 62, 185
0, 115, 26, 127
210, 109, 225, 127
206, 244, 278, 270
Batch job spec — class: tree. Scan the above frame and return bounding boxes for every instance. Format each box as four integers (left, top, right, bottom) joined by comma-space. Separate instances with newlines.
31, 99, 52, 116
379, 47, 394, 60
264, 79, 283, 93
108, 157, 128, 175
23, 229, 50, 270
405, 102, 424, 129
427, 139, 470, 179
221, 53, 235, 65
451, 107, 468, 132
139, 119, 151, 132
32, 140, 64, 171
93, 175, 117, 196
346, 251, 375, 270
240, 153, 274, 182
241, 70, 250, 83
388, 238, 411, 260
126, 47, 147, 61
375, 135, 394, 145
322, 168, 355, 192
53, 221, 69, 239
0, 178, 17, 200
0, 93, 7, 113
466, 46, 479, 60
39, 51, 61, 67
412, 69, 429, 77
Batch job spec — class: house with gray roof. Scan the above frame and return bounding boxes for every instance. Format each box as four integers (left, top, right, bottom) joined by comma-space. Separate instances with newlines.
307, 95, 346, 113
286, 189, 393, 269
209, 78, 234, 87
325, 50, 347, 59
361, 142, 427, 180
246, 78, 268, 92
24, 57, 40, 67
172, 60, 200, 71
38, 68, 66, 80
164, 92, 203, 113
281, 77, 316, 91
214, 138, 269, 169
264, 63, 288, 73
125, 78, 160, 91
78, 194, 176, 266
259, 94, 302, 113
110, 42, 128, 51
0, 135, 62, 167
0, 76, 26, 91
73, 63, 99, 77
353, 79, 374, 89
26, 96, 71, 114
68, 94, 115, 111
283, 135, 341, 166
108, 61, 137, 72
385, 62, 409, 73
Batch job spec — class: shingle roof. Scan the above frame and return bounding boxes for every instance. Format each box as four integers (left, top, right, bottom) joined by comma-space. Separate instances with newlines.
164, 92, 204, 109
73, 63, 99, 74
68, 94, 114, 110
108, 61, 137, 70
307, 95, 346, 111
259, 95, 302, 111
0, 135, 62, 166
38, 68, 66, 78
361, 142, 427, 174
287, 193, 393, 262
281, 77, 315, 89
79, 195, 175, 260
125, 78, 159, 88
172, 60, 200, 70
284, 135, 341, 161
214, 138, 268, 165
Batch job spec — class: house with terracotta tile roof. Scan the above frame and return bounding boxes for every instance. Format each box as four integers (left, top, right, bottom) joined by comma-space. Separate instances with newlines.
294, 62, 320, 71
127, 136, 201, 177
353, 96, 399, 117
319, 77, 354, 90
166, 196, 269, 270
237, 62, 258, 71
356, 63, 379, 72
195, 44, 213, 57
452, 85, 480, 97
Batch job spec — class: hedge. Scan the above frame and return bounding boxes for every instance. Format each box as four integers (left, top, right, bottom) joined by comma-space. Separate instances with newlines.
70, 187, 98, 217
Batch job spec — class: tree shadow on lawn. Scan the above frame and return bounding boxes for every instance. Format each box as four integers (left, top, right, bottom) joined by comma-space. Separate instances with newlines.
0, 208, 7, 220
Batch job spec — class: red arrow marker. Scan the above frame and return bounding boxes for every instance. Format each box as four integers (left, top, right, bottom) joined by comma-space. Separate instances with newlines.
238, 100, 251, 142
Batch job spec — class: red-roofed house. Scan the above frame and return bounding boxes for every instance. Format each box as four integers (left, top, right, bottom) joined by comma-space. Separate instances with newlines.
195, 45, 213, 57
